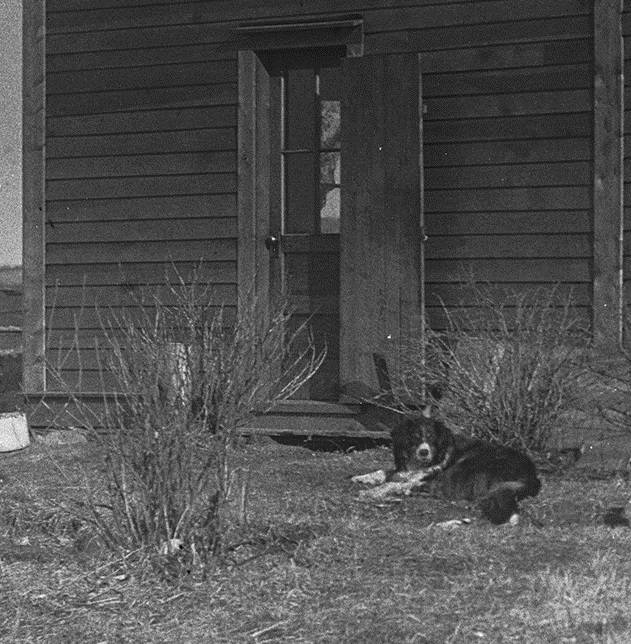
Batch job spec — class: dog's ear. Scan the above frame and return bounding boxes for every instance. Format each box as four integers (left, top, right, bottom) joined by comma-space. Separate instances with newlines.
421, 405, 432, 419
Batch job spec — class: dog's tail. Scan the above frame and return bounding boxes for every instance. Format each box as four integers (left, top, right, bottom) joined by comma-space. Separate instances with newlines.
478, 487, 520, 524
525, 475, 542, 498
478, 476, 541, 524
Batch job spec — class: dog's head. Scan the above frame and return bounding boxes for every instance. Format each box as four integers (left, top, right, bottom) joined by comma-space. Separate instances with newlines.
393, 406, 455, 470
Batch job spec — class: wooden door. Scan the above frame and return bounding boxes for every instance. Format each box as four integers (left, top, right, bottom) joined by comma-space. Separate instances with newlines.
340, 54, 424, 392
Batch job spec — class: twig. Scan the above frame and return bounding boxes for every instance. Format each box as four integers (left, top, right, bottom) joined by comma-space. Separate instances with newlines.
250, 620, 288, 640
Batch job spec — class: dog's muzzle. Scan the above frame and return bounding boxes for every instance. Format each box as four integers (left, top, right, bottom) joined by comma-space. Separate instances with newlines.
415, 442, 434, 465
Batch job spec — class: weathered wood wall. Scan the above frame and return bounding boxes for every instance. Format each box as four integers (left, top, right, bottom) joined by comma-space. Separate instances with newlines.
43, 0, 595, 390
419, 2, 593, 328
623, 2, 631, 326
45, 1, 239, 389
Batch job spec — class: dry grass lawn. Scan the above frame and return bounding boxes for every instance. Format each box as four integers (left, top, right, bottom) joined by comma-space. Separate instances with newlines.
1, 438, 631, 643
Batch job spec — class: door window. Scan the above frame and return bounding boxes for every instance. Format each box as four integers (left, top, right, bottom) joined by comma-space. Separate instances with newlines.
281, 59, 342, 235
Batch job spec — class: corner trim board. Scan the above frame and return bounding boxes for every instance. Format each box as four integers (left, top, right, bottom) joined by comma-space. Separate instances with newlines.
592, 0, 624, 346
22, 0, 46, 392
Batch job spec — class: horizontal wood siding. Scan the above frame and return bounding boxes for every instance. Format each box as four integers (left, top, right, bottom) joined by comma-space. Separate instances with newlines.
45, 0, 594, 388
419, 13, 593, 328
45, 2, 239, 387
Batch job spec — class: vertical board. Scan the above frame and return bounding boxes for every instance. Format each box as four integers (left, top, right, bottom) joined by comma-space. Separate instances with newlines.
622, 2, 631, 319
237, 51, 271, 305
340, 53, 422, 389
593, 0, 624, 346
22, 0, 46, 392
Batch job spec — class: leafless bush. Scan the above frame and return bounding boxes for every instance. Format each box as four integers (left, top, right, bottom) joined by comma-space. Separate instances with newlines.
48, 271, 324, 565
389, 284, 590, 453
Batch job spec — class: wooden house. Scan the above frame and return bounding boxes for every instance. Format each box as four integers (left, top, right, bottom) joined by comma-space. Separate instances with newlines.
22, 0, 628, 433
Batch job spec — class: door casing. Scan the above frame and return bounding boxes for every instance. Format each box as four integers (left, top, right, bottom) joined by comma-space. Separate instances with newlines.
237, 50, 424, 402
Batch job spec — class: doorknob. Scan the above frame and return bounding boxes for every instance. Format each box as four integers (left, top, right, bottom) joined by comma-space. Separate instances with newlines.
265, 234, 280, 258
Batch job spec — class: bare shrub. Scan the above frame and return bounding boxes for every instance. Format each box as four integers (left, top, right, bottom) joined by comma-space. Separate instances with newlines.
388, 284, 589, 453
48, 272, 324, 565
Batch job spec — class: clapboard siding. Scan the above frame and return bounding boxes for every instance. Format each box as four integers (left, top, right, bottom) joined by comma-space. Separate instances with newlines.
425, 113, 591, 142
47, 106, 235, 136
426, 187, 590, 212
426, 162, 591, 189
366, 17, 591, 53
427, 211, 591, 235
47, 284, 236, 308
47, 61, 235, 95
428, 234, 591, 259
47, 45, 235, 72
47, 128, 235, 157
427, 89, 591, 119
47, 217, 237, 243
46, 25, 227, 55
46, 261, 236, 287
426, 259, 593, 283
47, 152, 235, 179
426, 305, 593, 333
422, 27, 592, 328
46, 304, 237, 334
429, 283, 592, 307
45, 2, 240, 369
44, 0, 595, 388
47, 240, 236, 265
46, 1, 590, 34
47, 195, 235, 221
47, 174, 235, 200
47, 84, 236, 116
425, 138, 591, 166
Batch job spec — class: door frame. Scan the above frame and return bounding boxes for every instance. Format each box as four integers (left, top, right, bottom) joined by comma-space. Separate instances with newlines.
237, 50, 273, 310
238, 50, 345, 402
236, 19, 364, 311
236, 29, 424, 417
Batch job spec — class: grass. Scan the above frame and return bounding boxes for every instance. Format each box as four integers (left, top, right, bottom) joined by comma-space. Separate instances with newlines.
1, 439, 631, 643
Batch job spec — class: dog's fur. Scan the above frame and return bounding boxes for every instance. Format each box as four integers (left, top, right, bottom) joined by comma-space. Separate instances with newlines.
388, 410, 541, 524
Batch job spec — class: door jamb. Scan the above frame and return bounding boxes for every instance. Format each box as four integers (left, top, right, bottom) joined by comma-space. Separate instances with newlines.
237, 51, 272, 310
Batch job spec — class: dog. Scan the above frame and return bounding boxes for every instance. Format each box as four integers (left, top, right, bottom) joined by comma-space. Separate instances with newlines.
354, 407, 541, 524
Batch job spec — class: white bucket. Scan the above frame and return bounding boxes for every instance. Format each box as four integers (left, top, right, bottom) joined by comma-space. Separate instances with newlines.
0, 412, 30, 452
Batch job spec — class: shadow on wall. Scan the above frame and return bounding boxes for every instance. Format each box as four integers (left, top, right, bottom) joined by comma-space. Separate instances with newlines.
0, 352, 21, 412
0, 265, 22, 411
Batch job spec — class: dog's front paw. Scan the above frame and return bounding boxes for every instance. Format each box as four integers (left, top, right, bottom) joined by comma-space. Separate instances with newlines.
393, 468, 436, 484
358, 481, 403, 500
351, 469, 387, 486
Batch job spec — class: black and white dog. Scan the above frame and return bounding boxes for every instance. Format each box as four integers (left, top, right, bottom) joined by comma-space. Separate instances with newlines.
353, 407, 541, 524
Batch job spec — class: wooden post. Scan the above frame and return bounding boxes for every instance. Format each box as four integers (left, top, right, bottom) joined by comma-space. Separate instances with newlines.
22, 0, 46, 392
593, 0, 624, 348
237, 51, 270, 309
237, 51, 257, 306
